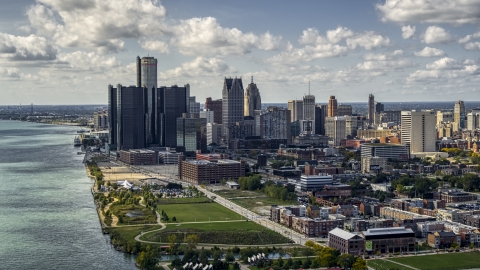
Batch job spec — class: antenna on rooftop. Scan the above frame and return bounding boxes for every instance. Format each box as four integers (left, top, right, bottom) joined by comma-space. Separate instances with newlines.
251, 76, 253, 84
309, 81, 310, 95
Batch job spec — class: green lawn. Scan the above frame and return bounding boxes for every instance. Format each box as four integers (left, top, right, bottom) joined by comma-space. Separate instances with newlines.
214, 189, 297, 210
368, 251, 480, 270
155, 197, 213, 205
141, 221, 292, 245
157, 202, 243, 223
107, 225, 163, 242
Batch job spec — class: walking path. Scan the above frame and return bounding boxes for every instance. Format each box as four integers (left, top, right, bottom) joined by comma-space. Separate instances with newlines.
383, 258, 419, 270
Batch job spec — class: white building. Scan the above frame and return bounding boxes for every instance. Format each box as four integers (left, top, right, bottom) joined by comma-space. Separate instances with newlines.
200, 110, 215, 124
361, 156, 387, 173
401, 111, 436, 153
207, 123, 223, 145
296, 174, 333, 192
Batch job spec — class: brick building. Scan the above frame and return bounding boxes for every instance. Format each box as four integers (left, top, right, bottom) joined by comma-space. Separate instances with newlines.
119, 149, 157, 165
361, 227, 416, 254
427, 231, 460, 248
329, 228, 365, 256
178, 156, 245, 184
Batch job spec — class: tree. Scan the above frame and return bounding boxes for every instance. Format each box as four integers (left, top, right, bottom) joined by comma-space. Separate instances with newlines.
352, 257, 367, 270
186, 234, 200, 250
168, 234, 178, 254
225, 251, 235, 263
337, 254, 355, 269
136, 246, 158, 270
233, 262, 240, 270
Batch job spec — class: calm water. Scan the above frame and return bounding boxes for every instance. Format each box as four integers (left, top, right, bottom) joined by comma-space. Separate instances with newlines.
0, 121, 136, 269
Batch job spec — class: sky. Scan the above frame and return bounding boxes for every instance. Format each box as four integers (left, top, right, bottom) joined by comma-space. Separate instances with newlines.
1, 0, 480, 105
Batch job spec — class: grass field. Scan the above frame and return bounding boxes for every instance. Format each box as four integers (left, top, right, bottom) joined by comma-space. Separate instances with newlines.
141, 221, 292, 245
368, 251, 480, 270
157, 202, 244, 223
155, 197, 213, 205
214, 189, 297, 213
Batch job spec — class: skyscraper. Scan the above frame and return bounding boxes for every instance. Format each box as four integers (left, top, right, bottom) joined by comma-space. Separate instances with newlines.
288, 100, 304, 121
108, 84, 147, 150
222, 77, 244, 129
315, 104, 327, 135
454, 100, 465, 129
303, 94, 315, 121
136, 56, 158, 145
205, 97, 223, 124
157, 85, 188, 147
177, 114, 207, 154
244, 77, 261, 117
328, 96, 338, 117
401, 111, 436, 153
368, 94, 374, 125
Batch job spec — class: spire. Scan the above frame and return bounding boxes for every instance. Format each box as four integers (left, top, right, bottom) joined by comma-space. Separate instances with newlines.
309, 81, 310, 95
251, 76, 253, 84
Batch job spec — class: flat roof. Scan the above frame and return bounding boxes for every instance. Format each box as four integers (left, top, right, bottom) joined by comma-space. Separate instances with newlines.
363, 227, 414, 237
329, 228, 357, 240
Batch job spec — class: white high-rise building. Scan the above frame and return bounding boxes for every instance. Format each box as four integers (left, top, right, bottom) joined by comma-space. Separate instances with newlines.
401, 111, 436, 153
244, 77, 261, 117
207, 123, 223, 145
288, 100, 304, 121
200, 110, 215, 124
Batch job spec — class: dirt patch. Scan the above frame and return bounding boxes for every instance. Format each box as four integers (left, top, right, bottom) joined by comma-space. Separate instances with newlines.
252, 206, 271, 216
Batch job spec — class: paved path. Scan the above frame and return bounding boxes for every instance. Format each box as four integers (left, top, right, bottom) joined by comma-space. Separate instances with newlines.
383, 258, 419, 270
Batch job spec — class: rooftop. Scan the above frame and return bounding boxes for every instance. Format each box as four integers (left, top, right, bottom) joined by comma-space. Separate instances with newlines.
363, 227, 414, 237
329, 228, 358, 240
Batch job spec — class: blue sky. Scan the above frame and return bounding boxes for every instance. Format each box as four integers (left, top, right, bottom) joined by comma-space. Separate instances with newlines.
1, 0, 480, 104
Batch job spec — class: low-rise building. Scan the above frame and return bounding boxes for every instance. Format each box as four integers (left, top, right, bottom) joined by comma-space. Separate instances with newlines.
361, 227, 416, 254
434, 188, 477, 203
335, 204, 358, 218
427, 231, 461, 249
119, 149, 157, 165
329, 228, 366, 256
352, 219, 394, 232
178, 156, 245, 185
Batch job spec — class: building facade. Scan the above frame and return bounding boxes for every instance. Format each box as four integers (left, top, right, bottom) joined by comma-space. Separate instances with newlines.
244, 77, 261, 117
328, 96, 338, 117
222, 77, 244, 131
204, 97, 223, 124
401, 111, 436, 153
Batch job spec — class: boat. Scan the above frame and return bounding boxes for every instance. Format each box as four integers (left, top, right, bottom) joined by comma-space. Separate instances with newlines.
74, 136, 82, 146
77, 129, 89, 133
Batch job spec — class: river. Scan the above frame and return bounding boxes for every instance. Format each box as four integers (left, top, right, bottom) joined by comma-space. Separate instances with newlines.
0, 120, 137, 269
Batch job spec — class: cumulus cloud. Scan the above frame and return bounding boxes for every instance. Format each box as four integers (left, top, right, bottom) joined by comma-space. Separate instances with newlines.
0, 67, 22, 79
402, 25, 416, 39
357, 50, 415, 71
406, 57, 480, 84
464, 42, 480, 50
0, 33, 57, 61
459, 31, 480, 43
139, 40, 169, 54
56, 51, 121, 72
26, 0, 169, 53
346, 31, 391, 50
171, 17, 289, 56
159, 57, 236, 79
422, 26, 453, 44
377, 0, 480, 25
326, 27, 354, 44
414, 47, 445, 57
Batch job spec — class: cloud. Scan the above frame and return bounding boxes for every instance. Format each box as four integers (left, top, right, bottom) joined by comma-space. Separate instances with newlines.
346, 31, 391, 50
171, 17, 289, 56
159, 57, 236, 79
377, 0, 480, 25
406, 57, 480, 84
26, 0, 169, 53
0, 67, 22, 79
267, 44, 348, 64
459, 31, 480, 43
326, 27, 354, 43
139, 40, 169, 54
55, 51, 121, 72
422, 26, 453, 44
401, 25, 416, 39
0, 33, 58, 61
464, 42, 480, 50
414, 47, 445, 57
425, 57, 462, 70
357, 50, 416, 71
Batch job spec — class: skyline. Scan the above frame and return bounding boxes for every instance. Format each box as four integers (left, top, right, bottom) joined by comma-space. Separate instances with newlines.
1, 0, 480, 104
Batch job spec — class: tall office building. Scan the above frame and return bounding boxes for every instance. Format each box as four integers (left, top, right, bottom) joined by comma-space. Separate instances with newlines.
288, 100, 304, 121
256, 107, 291, 142
401, 111, 436, 153
328, 96, 338, 117
467, 109, 480, 130
222, 77, 244, 129
136, 56, 158, 144
205, 97, 223, 124
244, 77, 261, 117
176, 114, 207, 154
368, 94, 374, 125
337, 104, 352, 116
157, 85, 188, 147
315, 105, 327, 135
454, 100, 465, 129
325, 116, 363, 146
189, 96, 200, 114
108, 84, 146, 150
303, 94, 315, 121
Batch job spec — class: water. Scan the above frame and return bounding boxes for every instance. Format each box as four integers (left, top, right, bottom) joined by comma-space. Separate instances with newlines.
0, 121, 137, 269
